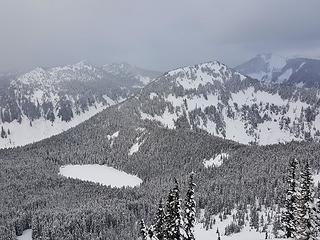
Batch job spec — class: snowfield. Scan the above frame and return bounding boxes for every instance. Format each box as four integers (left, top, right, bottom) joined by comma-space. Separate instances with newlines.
194, 207, 288, 240
203, 153, 229, 168
59, 164, 142, 187
195, 225, 288, 240
0, 103, 107, 149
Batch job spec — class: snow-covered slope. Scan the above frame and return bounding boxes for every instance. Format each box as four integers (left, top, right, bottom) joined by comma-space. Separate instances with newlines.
235, 53, 286, 82
195, 206, 286, 240
103, 62, 161, 87
236, 54, 320, 88
0, 61, 158, 148
133, 61, 320, 145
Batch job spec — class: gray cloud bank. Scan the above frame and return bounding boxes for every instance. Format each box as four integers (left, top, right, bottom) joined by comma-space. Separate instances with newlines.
0, 0, 320, 72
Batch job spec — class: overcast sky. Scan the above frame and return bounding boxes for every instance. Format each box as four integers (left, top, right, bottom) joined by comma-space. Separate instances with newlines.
1, 0, 320, 72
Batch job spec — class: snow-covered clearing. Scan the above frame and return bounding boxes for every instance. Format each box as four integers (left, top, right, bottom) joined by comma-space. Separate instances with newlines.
203, 153, 228, 168
195, 225, 288, 240
195, 207, 287, 240
17, 229, 32, 240
107, 131, 119, 147
128, 131, 146, 155
59, 164, 142, 187
128, 140, 144, 155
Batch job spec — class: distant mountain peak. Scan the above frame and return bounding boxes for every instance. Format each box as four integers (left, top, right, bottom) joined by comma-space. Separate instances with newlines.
235, 53, 320, 87
164, 61, 246, 90
104, 62, 162, 86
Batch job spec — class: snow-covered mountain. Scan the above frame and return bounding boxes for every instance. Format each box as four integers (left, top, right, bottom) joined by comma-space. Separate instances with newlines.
130, 61, 320, 145
103, 62, 161, 87
236, 53, 320, 88
235, 53, 286, 82
0, 61, 159, 148
3, 60, 320, 240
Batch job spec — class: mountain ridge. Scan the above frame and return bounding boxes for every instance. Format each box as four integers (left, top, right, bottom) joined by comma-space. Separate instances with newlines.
235, 53, 320, 88
0, 61, 160, 148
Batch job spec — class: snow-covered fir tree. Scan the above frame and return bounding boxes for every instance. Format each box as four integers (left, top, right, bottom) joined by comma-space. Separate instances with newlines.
184, 173, 196, 240
154, 199, 165, 240
140, 219, 148, 240
296, 161, 316, 240
165, 179, 185, 240
283, 158, 300, 238
315, 198, 320, 237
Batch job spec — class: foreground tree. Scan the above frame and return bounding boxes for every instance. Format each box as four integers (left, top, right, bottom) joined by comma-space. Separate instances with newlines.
166, 179, 185, 240
296, 161, 316, 240
184, 173, 196, 240
140, 174, 196, 240
140, 220, 148, 240
154, 199, 165, 240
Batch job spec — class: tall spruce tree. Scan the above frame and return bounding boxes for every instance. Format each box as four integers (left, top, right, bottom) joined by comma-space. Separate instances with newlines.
296, 161, 316, 240
165, 188, 176, 239
165, 179, 185, 240
140, 219, 148, 240
172, 178, 185, 240
184, 173, 196, 240
283, 158, 299, 238
154, 199, 165, 240
315, 198, 320, 237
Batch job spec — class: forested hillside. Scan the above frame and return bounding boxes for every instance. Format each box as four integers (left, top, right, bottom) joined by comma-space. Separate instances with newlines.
0, 61, 160, 148
1, 92, 320, 239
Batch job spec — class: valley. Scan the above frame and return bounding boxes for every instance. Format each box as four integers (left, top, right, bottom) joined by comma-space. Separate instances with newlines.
1, 59, 320, 240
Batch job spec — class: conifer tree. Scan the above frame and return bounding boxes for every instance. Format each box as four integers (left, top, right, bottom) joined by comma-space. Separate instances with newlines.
283, 158, 299, 238
154, 199, 165, 240
172, 178, 185, 240
184, 173, 196, 240
296, 161, 316, 240
165, 179, 185, 240
315, 198, 320, 237
140, 219, 148, 240
165, 188, 176, 239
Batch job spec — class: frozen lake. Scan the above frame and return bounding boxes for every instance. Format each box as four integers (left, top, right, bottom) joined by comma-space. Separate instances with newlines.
59, 164, 142, 187
17, 229, 32, 240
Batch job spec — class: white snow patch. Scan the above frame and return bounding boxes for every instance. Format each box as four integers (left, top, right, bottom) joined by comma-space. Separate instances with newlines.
107, 131, 119, 147
140, 108, 177, 128
195, 206, 287, 240
17, 229, 32, 240
0, 103, 107, 149
102, 95, 116, 105
150, 92, 158, 99
128, 140, 144, 155
278, 68, 293, 83
107, 131, 119, 140
203, 153, 229, 168
167, 62, 245, 90
128, 131, 146, 156
268, 54, 286, 71
59, 164, 142, 187
139, 75, 152, 85
297, 62, 306, 72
